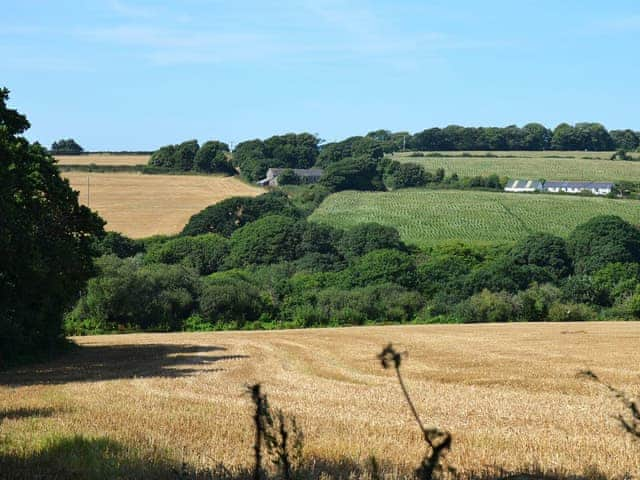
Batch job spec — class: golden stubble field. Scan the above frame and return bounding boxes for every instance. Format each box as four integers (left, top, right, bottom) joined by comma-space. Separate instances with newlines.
1, 323, 639, 478
62, 172, 264, 238
55, 154, 150, 166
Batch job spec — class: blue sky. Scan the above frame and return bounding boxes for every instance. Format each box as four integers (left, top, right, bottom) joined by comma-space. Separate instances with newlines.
3, 1, 639, 150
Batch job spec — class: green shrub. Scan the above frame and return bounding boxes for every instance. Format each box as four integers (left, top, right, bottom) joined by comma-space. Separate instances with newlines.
513, 283, 561, 321
66, 256, 200, 333
344, 249, 417, 289
145, 234, 229, 274
547, 302, 596, 322
338, 223, 404, 260
455, 289, 515, 323
182, 192, 300, 237
200, 278, 268, 327
182, 315, 215, 332
92, 232, 144, 259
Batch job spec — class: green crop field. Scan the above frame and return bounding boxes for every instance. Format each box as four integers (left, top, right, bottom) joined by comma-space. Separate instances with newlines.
310, 189, 640, 247
391, 151, 640, 182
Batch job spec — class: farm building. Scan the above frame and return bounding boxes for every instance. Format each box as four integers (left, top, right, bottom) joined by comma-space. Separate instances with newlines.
504, 179, 543, 193
543, 181, 614, 196
257, 167, 324, 187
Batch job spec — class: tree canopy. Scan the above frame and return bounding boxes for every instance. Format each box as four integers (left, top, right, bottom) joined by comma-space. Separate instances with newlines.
51, 138, 84, 155
149, 139, 233, 173
0, 88, 104, 367
233, 133, 319, 181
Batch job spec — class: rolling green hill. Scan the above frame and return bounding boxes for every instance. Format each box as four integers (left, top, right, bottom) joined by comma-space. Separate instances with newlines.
310, 189, 640, 247
392, 151, 640, 182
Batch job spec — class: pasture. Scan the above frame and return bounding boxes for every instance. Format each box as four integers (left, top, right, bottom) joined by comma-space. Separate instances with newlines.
0, 323, 638, 479
392, 151, 640, 182
310, 189, 640, 247
63, 172, 263, 238
55, 153, 150, 166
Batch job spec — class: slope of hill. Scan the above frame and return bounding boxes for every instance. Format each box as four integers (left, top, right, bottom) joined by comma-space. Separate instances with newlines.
392, 151, 640, 182
63, 172, 263, 238
310, 189, 640, 247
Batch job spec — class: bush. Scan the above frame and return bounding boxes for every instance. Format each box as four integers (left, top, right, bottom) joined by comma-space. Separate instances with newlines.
182, 314, 215, 332
509, 233, 572, 279
567, 215, 640, 274
338, 223, 404, 259
144, 234, 229, 275
561, 275, 609, 306
384, 162, 428, 189
513, 283, 562, 321
454, 289, 515, 323
277, 168, 300, 185
65, 256, 200, 333
320, 155, 385, 192
200, 272, 268, 327
547, 302, 596, 322
592, 262, 640, 304
344, 249, 418, 289
227, 215, 305, 267
92, 232, 144, 259
182, 192, 300, 237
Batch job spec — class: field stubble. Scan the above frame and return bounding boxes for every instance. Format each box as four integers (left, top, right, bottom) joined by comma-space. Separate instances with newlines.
62, 172, 263, 238
0, 323, 638, 478
55, 154, 150, 166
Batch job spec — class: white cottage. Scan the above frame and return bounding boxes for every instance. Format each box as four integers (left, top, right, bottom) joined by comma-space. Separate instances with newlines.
504, 179, 543, 193
543, 181, 614, 196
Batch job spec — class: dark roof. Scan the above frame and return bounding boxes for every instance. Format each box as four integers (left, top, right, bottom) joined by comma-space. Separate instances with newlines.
269, 168, 324, 177
544, 181, 613, 189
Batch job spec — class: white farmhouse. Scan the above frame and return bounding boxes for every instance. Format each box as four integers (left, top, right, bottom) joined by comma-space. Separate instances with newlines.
543, 181, 614, 196
504, 179, 543, 193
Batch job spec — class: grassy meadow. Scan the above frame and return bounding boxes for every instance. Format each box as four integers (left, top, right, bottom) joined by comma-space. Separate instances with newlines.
63, 172, 264, 238
1, 323, 638, 479
392, 151, 640, 182
310, 189, 640, 247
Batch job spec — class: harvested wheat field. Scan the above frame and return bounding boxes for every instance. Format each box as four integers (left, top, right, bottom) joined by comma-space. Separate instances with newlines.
62, 172, 263, 238
55, 153, 150, 166
1, 323, 639, 479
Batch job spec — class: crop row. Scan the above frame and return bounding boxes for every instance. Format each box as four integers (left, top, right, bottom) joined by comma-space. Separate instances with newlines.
310, 189, 640, 247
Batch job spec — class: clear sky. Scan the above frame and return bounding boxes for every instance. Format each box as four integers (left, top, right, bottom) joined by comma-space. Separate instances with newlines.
3, 1, 639, 150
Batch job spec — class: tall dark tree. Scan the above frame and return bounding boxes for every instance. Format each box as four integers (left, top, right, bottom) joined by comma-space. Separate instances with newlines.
0, 88, 104, 367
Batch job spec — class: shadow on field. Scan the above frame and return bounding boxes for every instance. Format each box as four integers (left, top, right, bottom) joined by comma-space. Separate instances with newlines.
0, 407, 57, 422
0, 343, 248, 387
0, 434, 611, 480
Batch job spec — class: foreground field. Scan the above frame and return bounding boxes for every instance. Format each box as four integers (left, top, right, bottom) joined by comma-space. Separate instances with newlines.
55, 153, 150, 166
0, 323, 638, 479
392, 151, 640, 182
63, 172, 263, 238
310, 189, 640, 247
